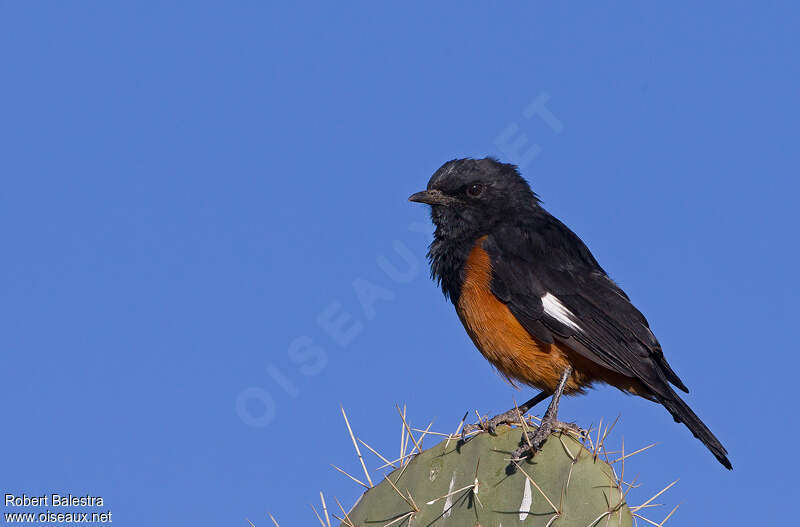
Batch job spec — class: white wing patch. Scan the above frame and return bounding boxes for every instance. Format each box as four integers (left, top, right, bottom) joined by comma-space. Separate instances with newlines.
541, 293, 582, 332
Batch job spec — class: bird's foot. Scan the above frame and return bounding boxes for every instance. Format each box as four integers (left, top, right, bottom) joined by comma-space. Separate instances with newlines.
461, 414, 489, 440
462, 407, 529, 439
512, 419, 585, 459
461, 392, 551, 441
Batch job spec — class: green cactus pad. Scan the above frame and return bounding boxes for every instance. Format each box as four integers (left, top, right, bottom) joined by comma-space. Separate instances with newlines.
342, 426, 632, 527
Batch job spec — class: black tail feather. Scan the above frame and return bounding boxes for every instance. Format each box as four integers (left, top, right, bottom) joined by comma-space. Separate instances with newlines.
656, 388, 732, 470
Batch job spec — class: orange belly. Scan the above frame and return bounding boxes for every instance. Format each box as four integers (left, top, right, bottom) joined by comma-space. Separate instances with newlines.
455, 236, 645, 396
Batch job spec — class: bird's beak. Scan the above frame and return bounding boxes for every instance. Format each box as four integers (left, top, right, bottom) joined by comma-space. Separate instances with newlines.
408, 189, 453, 206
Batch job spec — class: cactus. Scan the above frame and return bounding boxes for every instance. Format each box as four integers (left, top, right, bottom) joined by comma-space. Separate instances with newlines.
340, 425, 632, 527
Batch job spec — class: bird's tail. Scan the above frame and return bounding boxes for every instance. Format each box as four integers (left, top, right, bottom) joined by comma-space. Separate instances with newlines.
656, 387, 732, 469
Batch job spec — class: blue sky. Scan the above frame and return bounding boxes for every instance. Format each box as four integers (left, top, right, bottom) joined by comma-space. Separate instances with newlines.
2, 2, 798, 525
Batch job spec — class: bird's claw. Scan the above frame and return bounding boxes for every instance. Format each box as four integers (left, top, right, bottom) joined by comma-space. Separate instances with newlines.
462, 408, 528, 441
513, 420, 586, 460
461, 414, 492, 440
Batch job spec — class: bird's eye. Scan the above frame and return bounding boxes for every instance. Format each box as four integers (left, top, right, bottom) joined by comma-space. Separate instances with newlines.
467, 183, 484, 197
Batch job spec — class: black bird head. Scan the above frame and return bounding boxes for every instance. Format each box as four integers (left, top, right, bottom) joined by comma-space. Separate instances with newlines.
409, 157, 539, 241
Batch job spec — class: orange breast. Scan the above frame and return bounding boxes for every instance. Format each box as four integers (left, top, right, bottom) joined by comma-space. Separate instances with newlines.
455, 236, 581, 392
455, 236, 648, 397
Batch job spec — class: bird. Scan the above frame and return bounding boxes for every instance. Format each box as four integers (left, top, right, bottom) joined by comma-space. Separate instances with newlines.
409, 157, 731, 469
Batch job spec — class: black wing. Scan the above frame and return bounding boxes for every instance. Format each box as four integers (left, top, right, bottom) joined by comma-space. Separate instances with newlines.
483, 216, 688, 397
482, 212, 731, 469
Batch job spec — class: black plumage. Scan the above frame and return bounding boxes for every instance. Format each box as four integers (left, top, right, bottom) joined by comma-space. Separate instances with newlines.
410, 157, 731, 469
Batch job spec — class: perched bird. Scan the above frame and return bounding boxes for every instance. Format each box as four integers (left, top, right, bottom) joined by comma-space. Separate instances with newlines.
409, 157, 731, 469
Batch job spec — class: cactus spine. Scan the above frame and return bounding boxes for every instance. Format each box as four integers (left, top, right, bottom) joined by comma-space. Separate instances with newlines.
341, 426, 632, 527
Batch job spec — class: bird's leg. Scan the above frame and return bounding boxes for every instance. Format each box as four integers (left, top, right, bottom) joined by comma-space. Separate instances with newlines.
513, 366, 578, 459
462, 391, 551, 439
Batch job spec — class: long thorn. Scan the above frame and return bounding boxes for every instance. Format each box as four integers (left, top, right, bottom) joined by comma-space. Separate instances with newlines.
331, 514, 352, 527
319, 492, 331, 527
411, 428, 451, 437
633, 514, 660, 527
384, 475, 419, 511
334, 497, 356, 527
585, 511, 611, 527
382, 511, 414, 527
516, 403, 533, 449
331, 464, 369, 489
622, 475, 640, 501
557, 433, 576, 461
341, 406, 373, 487
406, 490, 419, 512
599, 414, 621, 452
446, 411, 468, 449
631, 480, 679, 512
416, 420, 434, 452
566, 458, 575, 494
611, 443, 658, 465
658, 503, 681, 526
594, 417, 603, 457
425, 484, 477, 505
358, 437, 397, 469
584, 421, 595, 451
310, 504, 326, 527
375, 452, 415, 470
396, 405, 422, 455
474, 409, 485, 429
400, 405, 406, 463
545, 514, 560, 527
